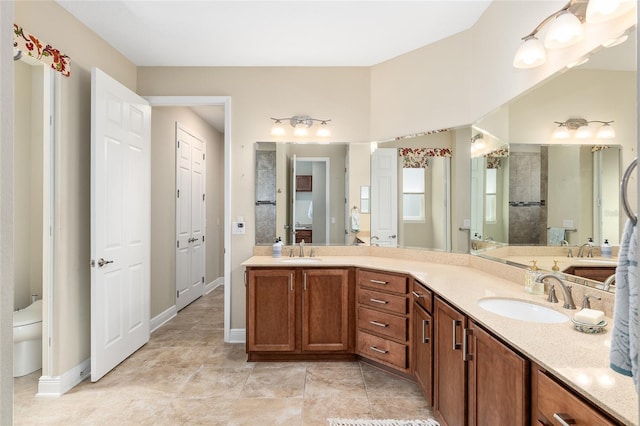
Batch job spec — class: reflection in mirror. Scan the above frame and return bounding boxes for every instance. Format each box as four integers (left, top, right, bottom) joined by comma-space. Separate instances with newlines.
470, 29, 636, 293
371, 133, 452, 251
255, 142, 348, 246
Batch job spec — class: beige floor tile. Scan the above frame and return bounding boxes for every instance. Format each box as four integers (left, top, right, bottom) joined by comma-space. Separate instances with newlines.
240, 365, 306, 398
369, 396, 435, 420
302, 397, 372, 426
229, 398, 304, 425
361, 364, 424, 398
180, 367, 252, 399
304, 365, 368, 399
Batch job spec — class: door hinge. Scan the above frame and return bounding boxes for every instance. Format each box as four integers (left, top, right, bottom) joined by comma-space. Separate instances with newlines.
203, 193, 205, 201
177, 290, 179, 298
202, 235, 205, 242
177, 141, 180, 148
202, 276, 204, 283
177, 189, 180, 198
177, 240, 179, 248
203, 153, 205, 160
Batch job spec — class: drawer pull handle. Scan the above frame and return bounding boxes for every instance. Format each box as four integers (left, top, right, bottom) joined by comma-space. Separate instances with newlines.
552, 413, 576, 426
370, 279, 388, 285
370, 320, 388, 328
369, 346, 388, 354
369, 298, 388, 305
411, 291, 423, 299
422, 319, 430, 344
452, 319, 462, 351
289, 273, 294, 292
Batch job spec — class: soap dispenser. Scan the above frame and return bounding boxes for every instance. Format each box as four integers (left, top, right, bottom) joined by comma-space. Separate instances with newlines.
272, 237, 283, 258
525, 260, 544, 295
601, 239, 612, 258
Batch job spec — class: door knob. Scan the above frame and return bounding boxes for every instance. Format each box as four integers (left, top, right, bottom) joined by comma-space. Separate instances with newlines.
97, 258, 113, 268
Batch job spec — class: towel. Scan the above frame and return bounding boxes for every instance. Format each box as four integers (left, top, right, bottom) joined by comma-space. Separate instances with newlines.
610, 218, 638, 389
547, 227, 566, 246
351, 211, 360, 232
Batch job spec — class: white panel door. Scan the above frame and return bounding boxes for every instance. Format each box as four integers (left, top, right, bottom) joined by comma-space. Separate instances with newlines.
176, 124, 205, 311
371, 148, 398, 247
91, 67, 150, 382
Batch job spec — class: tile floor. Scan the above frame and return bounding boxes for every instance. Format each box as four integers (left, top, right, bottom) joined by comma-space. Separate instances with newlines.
14, 286, 435, 425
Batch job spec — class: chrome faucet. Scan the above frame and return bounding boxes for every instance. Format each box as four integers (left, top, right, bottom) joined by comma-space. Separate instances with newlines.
299, 239, 305, 257
577, 238, 594, 258
535, 274, 576, 309
602, 274, 616, 291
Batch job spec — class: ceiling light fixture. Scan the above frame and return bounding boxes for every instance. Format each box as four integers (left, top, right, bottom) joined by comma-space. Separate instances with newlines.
514, 0, 636, 69
270, 116, 332, 138
552, 118, 615, 140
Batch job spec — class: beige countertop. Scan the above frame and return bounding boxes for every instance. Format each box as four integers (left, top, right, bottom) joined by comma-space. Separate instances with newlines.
243, 254, 637, 425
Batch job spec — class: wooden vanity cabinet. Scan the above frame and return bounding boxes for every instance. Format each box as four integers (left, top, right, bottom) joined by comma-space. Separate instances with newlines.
434, 297, 468, 426
246, 267, 353, 359
532, 365, 617, 426
356, 269, 410, 372
434, 297, 528, 426
411, 279, 433, 406
467, 321, 528, 426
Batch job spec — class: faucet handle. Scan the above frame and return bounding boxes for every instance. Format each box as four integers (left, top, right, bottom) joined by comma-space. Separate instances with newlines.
546, 283, 559, 304
582, 294, 602, 309
567, 248, 574, 258
309, 248, 316, 258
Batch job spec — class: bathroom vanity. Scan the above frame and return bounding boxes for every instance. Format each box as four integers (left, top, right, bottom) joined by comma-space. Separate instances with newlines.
243, 253, 636, 426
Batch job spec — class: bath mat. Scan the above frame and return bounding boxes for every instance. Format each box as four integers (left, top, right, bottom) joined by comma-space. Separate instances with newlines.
327, 419, 439, 426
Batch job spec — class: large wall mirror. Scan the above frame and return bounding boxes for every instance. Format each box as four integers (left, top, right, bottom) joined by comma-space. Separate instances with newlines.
470, 28, 637, 293
254, 129, 455, 251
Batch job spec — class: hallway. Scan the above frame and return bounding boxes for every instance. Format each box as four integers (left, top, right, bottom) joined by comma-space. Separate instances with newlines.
14, 286, 433, 425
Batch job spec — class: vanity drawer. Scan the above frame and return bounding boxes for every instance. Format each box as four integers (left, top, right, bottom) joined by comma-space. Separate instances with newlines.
411, 280, 433, 313
358, 269, 408, 294
357, 288, 408, 315
357, 330, 408, 370
535, 370, 615, 426
358, 306, 408, 341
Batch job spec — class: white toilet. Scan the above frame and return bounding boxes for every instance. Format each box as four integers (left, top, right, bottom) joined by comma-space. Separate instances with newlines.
13, 299, 43, 377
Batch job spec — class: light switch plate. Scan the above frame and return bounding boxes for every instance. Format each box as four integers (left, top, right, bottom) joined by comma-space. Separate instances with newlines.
232, 222, 245, 235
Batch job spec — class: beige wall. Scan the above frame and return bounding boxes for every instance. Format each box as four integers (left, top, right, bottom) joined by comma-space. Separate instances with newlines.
15, 0, 137, 375
137, 67, 370, 329
14, 59, 44, 309
150, 107, 224, 318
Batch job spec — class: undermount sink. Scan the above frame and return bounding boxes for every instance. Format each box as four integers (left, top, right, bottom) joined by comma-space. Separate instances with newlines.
477, 297, 569, 324
279, 258, 323, 264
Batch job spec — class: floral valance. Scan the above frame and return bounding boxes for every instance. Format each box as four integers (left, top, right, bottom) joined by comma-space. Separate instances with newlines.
592, 145, 611, 152
398, 147, 452, 168
484, 147, 509, 169
13, 24, 71, 77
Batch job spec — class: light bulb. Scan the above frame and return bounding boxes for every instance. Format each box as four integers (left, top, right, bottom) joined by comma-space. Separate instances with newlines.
545, 12, 584, 49
586, 0, 635, 23
552, 125, 571, 139
270, 121, 285, 137
596, 124, 616, 139
293, 124, 308, 137
316, 122, 331, 138
575, 125, 593, 139
513, 36, 546, 69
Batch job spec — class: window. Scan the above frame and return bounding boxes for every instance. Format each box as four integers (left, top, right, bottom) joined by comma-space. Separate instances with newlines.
403, 168, 425, 221
485, 168, 497, 223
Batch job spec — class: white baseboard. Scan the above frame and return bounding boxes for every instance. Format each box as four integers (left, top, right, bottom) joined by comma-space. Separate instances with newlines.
150, 304, 177, 333
228, 328, 246, 343
205, 277, 224, 294
37, 358, 90, 397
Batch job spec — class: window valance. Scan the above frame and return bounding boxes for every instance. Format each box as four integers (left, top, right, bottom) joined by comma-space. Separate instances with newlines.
14, 24, 71, 77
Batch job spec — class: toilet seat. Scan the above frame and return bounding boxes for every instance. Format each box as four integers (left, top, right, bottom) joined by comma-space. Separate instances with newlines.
13, 299, 42, 327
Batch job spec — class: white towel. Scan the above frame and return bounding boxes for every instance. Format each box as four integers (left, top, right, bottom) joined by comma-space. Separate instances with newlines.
351, 211, 360, 232
547, 227, 566, 246
610, 218, 638, 389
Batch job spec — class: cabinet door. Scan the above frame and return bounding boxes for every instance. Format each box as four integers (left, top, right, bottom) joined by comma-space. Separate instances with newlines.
467, 321, 527, 426
302, 269, 350, 351
247, 269, 296, 352
412, 302, 433, 406
434, 297, 467, 426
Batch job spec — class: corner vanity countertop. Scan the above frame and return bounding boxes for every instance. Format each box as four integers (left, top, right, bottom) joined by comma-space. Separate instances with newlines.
243, 255, 638, 425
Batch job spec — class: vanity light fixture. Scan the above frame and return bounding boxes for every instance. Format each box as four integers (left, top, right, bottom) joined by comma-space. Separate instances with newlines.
552, 118, 615, 140
513, 0, 635, 69
470, 133, 486, 155
270, 116, 332, 138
